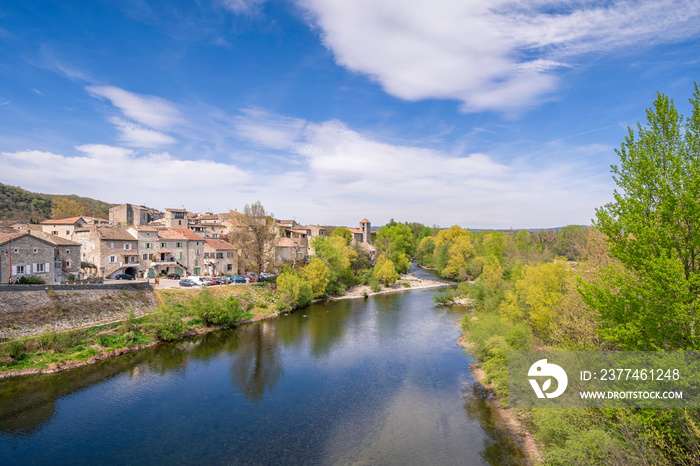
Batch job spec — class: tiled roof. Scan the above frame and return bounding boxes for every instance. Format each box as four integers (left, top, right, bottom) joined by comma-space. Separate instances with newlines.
0, 231, 25, 245
96, 227, 137, 241
83, 216, 109, 223
40, 216, 83, 225
171, 228, 205, 241
276, 237, 305, 248
347, 228, 362, 234
205, 239, 236, 250
30, 231, 81, 246
158, 229, 187, 240
360, 218, 370, 223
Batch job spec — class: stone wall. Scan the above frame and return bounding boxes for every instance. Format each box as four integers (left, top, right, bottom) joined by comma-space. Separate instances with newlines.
0, 286, 157, 340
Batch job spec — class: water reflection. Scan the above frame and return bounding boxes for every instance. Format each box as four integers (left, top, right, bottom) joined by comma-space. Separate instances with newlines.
0, 288, 524, 464
229, 322, 283, 401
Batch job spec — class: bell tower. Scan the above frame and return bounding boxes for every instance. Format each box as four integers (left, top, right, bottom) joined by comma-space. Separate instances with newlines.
360, 218, 371, 244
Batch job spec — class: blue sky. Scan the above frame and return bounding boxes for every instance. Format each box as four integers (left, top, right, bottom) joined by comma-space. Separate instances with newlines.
1, 0, 700, 228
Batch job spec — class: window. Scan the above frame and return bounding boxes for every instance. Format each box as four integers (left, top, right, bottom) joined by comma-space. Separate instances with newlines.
204, 253, 210, 258
109, 255, 116, 263
176, 242, 182, 248
110, 242, 115, 249
65, 230, 70, 235
178, 220, 182, 226
196, 249, 200, 255
52, 230, 58, 235
145, 243, 151, 249
66, 249, 70, 255
64, 260, 70, 268
16, 265, 25, 274
142, 254, 148, 260
174, 212, 185, 219
216, 253, 223, 259
227, 264, 233, 271
13, 248, 19, 254
124, 244, 132, 250
160, 242, 166, 248
195, 260, 198, 266
177, 252, 182, 260
36, 263, 45, 272
33, 248, 39, 254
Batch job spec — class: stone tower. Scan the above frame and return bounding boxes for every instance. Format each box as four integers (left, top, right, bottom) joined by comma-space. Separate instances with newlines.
360, 218, 371, 244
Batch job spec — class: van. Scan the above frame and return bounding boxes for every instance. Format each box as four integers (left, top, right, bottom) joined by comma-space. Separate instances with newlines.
186, 276, 208, 286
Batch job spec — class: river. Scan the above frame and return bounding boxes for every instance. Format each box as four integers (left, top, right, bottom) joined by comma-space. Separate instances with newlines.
0, 268, 525, 465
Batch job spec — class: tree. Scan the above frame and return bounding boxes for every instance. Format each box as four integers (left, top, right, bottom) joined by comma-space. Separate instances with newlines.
230, 201, 278, 277
579, 85, 700, 350
374, 255, 399, 286
301, 258, 331, 298
330, 227, 353, 245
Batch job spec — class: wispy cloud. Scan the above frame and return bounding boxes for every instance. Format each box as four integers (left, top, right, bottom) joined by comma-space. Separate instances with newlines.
87, 85, 184, 130
31, 88, 44, 96
296, 0, 700, 112
109, 117, 177, 148
219, 0, 268, 15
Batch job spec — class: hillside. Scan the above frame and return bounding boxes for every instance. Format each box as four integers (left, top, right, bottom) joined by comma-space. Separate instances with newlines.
0, 183, 116, 222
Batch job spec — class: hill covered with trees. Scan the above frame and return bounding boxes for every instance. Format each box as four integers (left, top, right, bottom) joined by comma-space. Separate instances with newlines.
0, 183, 116, 222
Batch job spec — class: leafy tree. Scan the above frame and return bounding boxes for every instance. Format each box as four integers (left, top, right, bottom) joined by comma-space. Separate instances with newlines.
580, 85, 700, 350
330, 227, 353, 245
374, 255, 399, 286
51, 197, 83, 219
276, 266, 313, 308
301, 258, 331, 298
230, 201, 278, 278
375, 223, 414, 258
415, 236, 436, 267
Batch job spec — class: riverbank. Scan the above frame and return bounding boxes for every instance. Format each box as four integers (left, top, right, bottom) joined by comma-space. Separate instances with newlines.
0, 277, 448, 378
331, 273, 449, 300
458, 334, 543, 465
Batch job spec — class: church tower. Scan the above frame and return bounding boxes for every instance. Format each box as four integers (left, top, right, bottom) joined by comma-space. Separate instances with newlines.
360, 218, 371, 244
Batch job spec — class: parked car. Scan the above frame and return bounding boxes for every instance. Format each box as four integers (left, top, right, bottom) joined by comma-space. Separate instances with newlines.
230, 275, 247, 283
209, 277, 222, 285
186, 276, 208, 286
166, 273, 181, 280
179, 279, 196, 287
259, 272, 276, 280
115, 274, 134, 280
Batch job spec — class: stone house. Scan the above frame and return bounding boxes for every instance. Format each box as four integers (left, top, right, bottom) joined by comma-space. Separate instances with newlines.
347, 218, 371, 244
74, 226, 140, 278
163, 208, 190, 229
40, 217, 87, 241
203, 239, 238, 276
109, 203, 163, 227
0, 231, 80, 284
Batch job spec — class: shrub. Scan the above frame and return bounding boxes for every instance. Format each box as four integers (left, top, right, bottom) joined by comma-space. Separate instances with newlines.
152, 305, 186, 341
18, 275, 45, 284
277, 267, 313, 308
369, 278, 381, 293
190, 291, 242, 329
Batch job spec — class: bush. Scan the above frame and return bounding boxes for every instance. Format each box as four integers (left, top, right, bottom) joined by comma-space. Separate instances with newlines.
369, 278, 381, 293
18, 275, 45, 284
190, 291, 242, 329
277, 267, 313, 308
152, 305, 186, 341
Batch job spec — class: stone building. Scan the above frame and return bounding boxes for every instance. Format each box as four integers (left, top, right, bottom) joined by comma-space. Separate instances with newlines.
74, 226, 140, 279
203, 239, 238, 276
0, 231, 80, 284
109, 203, 163, 227
163, 208, 190, 229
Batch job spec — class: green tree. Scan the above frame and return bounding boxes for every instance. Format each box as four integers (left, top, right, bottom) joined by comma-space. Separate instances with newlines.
374, 255, 399, 286
580, 85, 700, 350
276, 266, 313, 308
301, 258, 331, 298
330, 227, 352, 245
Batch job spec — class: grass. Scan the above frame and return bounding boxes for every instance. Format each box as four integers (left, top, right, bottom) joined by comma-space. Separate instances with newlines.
1, 284, 282, 374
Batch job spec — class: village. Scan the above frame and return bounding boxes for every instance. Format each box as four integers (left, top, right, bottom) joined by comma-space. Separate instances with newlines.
0, 202, 375, 285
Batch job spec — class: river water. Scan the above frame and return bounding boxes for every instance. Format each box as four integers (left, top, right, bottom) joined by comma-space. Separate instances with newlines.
0, 269, 525, 465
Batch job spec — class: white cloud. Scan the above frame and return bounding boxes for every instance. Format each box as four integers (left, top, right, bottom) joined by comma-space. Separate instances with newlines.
233, 108, 307, 150
0, 146, 249, 209
87, 85, 184, 129
296, 0, 700, 112
109, 117, 177, 148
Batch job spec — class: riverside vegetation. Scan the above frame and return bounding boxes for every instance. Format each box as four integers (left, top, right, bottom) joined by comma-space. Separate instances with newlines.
0, 286, 278, 373
414, 87, 700, 465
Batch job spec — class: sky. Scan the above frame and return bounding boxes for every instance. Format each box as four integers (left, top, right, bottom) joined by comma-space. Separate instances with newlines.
1, 0, 700, 229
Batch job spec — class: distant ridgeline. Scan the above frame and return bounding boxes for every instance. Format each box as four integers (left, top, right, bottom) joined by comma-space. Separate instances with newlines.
0, 183, 116, 222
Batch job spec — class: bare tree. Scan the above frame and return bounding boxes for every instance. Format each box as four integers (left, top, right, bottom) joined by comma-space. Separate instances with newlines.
230, 201, 278, 278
